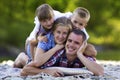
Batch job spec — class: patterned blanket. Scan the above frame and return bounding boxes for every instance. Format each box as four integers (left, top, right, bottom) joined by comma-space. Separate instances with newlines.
0, 60, 120, 80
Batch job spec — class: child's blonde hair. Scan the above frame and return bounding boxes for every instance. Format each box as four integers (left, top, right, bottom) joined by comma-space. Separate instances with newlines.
36, 4, 54, 21
73, 7, 90, 22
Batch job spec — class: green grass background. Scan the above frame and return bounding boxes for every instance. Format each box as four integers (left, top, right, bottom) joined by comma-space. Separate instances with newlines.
0, 50, 120, 63
96, 50, 120, 61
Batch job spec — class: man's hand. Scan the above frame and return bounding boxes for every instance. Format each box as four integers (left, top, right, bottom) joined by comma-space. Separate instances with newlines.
77, 41, 87, 55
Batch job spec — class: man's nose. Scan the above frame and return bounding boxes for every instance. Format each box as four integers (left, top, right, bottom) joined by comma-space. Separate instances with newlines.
69, 41, 74, 46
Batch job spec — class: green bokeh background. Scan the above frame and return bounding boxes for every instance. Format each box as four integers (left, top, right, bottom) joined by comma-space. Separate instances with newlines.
0, 0, 120, 61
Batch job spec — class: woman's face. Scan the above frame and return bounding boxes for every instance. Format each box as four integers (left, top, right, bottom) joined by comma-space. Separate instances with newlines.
53, 25, 70, 45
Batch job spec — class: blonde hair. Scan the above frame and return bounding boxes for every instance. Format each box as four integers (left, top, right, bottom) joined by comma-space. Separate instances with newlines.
73, 7, 90, 22
36, 4, 54, 21
53, 17, 73, 33
52, 17, 73, 44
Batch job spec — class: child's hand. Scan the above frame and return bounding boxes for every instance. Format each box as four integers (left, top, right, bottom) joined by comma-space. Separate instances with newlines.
37, 34, 48, 42
25, 38, 37, 50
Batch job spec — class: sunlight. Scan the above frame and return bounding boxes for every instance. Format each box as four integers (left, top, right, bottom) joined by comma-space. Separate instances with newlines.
97, 60, 120, 65
107, 18, 120, 30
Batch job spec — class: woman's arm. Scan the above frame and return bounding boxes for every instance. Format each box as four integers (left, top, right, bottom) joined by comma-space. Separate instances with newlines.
33, 44, 64, 67
21, 61, 63, 77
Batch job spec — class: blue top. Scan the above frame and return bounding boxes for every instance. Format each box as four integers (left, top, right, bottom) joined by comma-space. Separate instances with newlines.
37, 32, 55, 51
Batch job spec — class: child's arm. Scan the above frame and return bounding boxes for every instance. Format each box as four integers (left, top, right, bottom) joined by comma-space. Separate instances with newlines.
30, 34, 48, 60
27, 17, 40, 42
30, 39, 38, 60
83, 43, 97, 57
25, 16, 40, 52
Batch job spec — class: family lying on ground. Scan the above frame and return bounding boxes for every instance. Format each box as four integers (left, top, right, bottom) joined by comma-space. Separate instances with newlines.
13, 4, 104, 77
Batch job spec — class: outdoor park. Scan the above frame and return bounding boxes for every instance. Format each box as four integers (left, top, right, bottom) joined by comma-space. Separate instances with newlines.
0, 0, 120, 80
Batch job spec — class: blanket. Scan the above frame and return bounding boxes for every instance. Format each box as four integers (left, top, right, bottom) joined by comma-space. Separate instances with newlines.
0, 60, 120, 80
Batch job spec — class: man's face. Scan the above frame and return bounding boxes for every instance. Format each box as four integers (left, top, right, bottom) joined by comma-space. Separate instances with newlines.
65, 32, 83, 56
40, 18, 54, 30
71, 13, 87, 30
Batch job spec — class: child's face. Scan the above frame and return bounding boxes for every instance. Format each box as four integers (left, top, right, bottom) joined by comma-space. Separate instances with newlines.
53, 25, 70, 45
40, 18, 54, 30
71, 14, 87, 30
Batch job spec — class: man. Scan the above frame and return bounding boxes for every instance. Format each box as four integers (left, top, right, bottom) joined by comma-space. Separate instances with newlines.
21, 29, 104, 77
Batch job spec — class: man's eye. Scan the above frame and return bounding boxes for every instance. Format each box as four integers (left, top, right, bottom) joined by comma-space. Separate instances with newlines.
75, 42, 80, 45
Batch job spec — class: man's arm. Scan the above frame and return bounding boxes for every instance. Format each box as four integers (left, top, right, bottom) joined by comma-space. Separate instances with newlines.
77, 42, 104, 76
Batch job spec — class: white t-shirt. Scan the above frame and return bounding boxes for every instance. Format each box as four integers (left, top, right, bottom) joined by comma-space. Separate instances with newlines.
81, 28, 89, 40
27, 10, 89, 41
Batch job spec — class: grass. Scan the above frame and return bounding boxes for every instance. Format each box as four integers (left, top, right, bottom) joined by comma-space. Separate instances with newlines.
0, 50, 120, 62
96, 50, 120, 61
0, 57, 15, 63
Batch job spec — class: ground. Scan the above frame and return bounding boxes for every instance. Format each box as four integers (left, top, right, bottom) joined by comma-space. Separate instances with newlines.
0, 60, 120, 80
